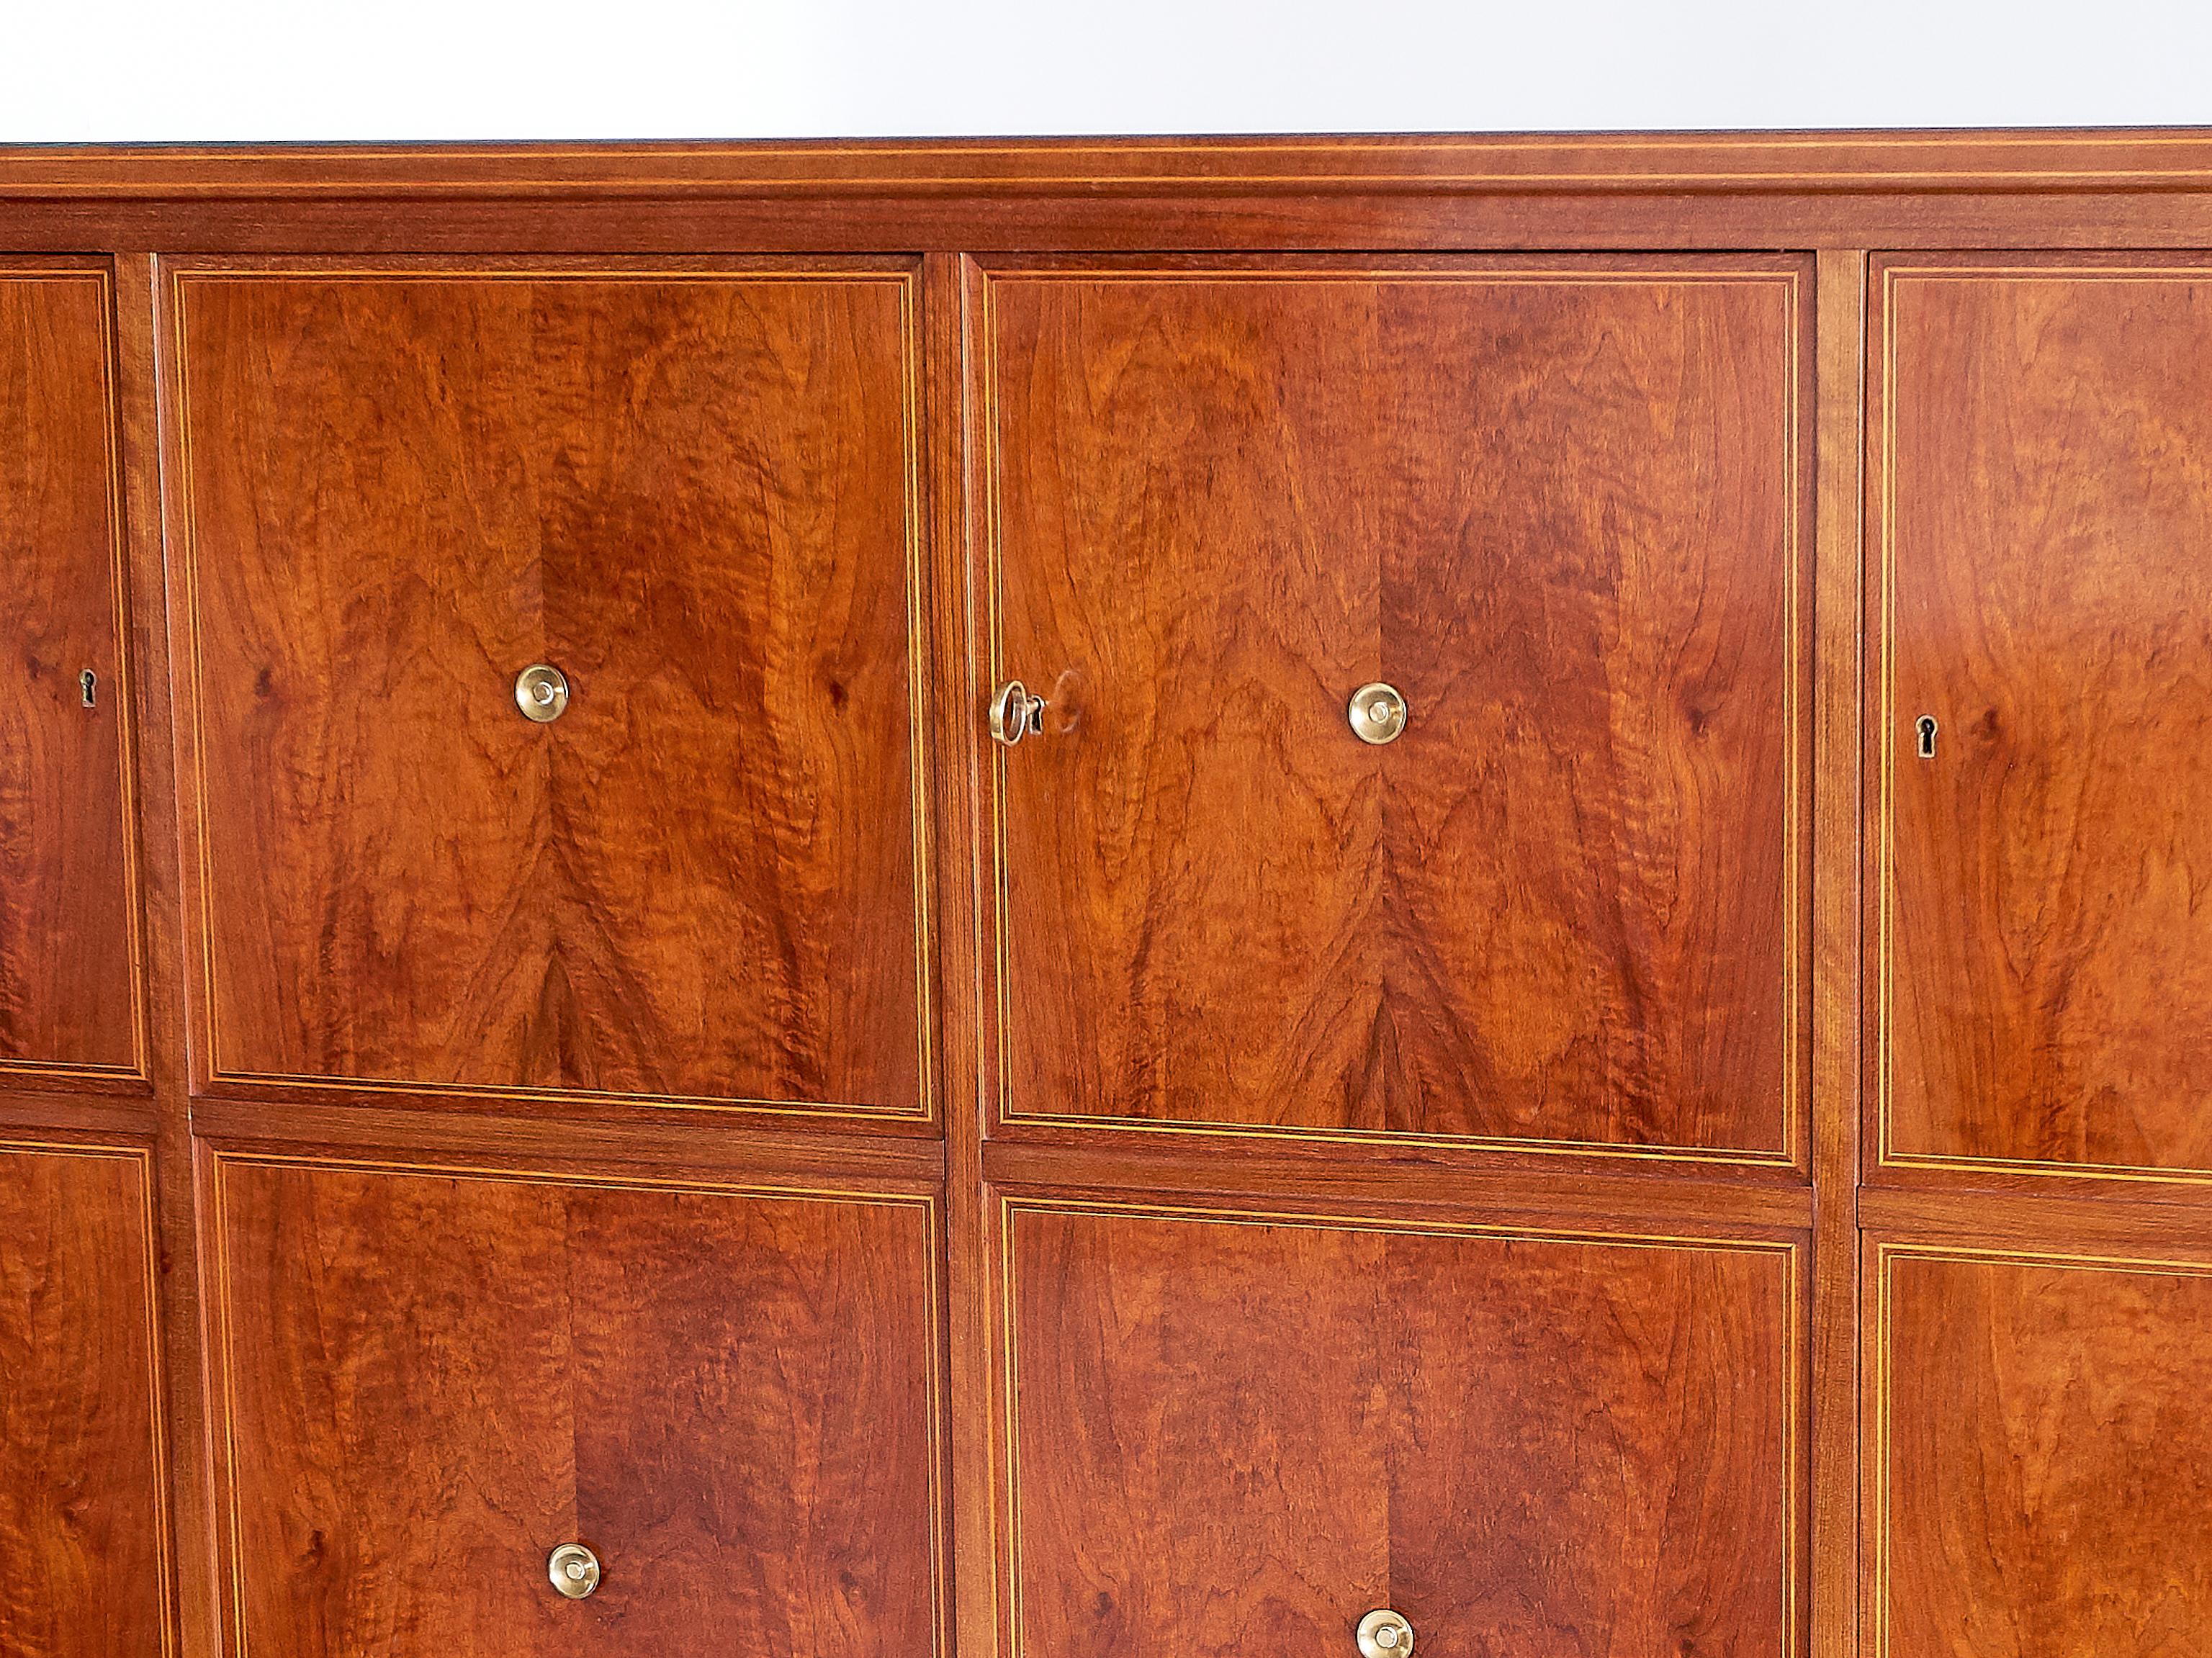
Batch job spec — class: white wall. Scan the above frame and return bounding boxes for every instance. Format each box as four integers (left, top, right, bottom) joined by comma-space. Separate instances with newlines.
6, 0, 2212, 142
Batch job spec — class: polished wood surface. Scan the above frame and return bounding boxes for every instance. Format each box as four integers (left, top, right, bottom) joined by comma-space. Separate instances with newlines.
19, 135, 2212, 258
999, 1199, 1796, 1658
171, 261, 926, 1114
0, 1143, 169, 1658
12, 132, 2212, 1658
1809, 248, 1868, 1658
1879, 257, 2212, 1182
210, 1155, 940, 1657
1875, 1243, 2212, 1657
983, 258, 1805, 1155
0, 264, 138, 1076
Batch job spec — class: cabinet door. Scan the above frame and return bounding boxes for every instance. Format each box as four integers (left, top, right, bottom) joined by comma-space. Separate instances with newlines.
210, 1156, 941, 1657
999, 1199, 1797, 1658
1878, 257, 2212, 1181
0, 265, 138, 1076
1874, 1243, 2212, 1657
980, 257, 1807, 1158
171, 261, 925, 1116
0, 1143, 169, 1658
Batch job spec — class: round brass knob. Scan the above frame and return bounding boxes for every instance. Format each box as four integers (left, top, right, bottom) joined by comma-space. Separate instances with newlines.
516, 664, 570, 724
1348, 682, 1408, 744
547, 1541, 601, 1599
1356, 1608, 1413, 1657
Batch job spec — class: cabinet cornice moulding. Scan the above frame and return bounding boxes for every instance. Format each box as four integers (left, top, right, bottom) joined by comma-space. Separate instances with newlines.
9, 127, 2212, 201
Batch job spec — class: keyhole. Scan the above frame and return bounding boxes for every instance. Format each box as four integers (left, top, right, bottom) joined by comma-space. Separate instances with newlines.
1915, 715, 1938, 759
79, 669, 97, 710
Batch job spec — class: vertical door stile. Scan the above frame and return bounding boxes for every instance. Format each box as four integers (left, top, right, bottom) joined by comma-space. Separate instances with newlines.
927, 247, 999, 1658
1811, 245, 1869, 1658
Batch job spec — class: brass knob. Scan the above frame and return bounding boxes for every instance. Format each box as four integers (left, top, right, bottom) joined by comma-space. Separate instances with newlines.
515, 664, 570, 724
1348, 682, 1408, 744
547, 1542, 601, 1599
989, 680, 1047, 747
1356, 1608, 1413, 1657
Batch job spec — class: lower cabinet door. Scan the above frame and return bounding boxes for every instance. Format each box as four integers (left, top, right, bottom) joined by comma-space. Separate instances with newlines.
999, 1199, 1799, 1658
209, 1155, 943, 1657
1874, 1242, 2212, 1657
0, 1143, 170, 1658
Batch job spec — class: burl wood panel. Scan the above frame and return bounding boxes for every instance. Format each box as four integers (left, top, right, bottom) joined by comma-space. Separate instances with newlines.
1878, 1247, 2212, 1657
0, 268, 138, 1074
212, 1158, 939, 1657
1881, 261, 2212, 1178
174, 263, 923, 1111
1004, 1202, 1794, 1658
984, 260, 1804, 1154
0, 1145, 168, 1658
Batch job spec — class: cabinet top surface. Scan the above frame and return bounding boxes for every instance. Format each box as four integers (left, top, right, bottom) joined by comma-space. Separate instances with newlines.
9, 128, 2212, 199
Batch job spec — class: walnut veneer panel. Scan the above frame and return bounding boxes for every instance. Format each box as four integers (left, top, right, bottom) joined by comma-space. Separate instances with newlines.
1002, 1199, 1797, 1658
210, 1156, 941, 1657
172, 261, 926, 1114
1879, 258, 2212, 1184
984, 258, 1807, 1159
0, 1143, 169, 1658
1876, 1244, 2212, 1657
0, 265, 138, 1077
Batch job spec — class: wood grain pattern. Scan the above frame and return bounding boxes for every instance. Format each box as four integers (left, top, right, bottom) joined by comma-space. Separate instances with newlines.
983, 258, 1806, 1155
24, 131, 2212, 199
13, 133, 2212, 1658
212, 1155, 940, 1657
30, 135, 2212, 259
0, 265, 138, 1076
172, 261, 925, 1112
1879, 258, 2212, 1179
0, 1143, 168, 1658
1875, 1244, 2212, 1658
1810, 247, 1866, 1658
1002, 1199, 1795, 1658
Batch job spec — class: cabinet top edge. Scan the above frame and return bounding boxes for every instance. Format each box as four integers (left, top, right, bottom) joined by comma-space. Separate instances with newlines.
11, 127, 2212, 202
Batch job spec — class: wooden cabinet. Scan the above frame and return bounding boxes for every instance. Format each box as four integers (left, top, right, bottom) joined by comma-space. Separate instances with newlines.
0, 264, 139, 1078
979, 257, 1808, 1159
997, 1198, 1798, 1658
11, 134, 2212, 1658
0, 1143, 169, 1658
168, 261, 927, 1117
207, 1155, 942, 1657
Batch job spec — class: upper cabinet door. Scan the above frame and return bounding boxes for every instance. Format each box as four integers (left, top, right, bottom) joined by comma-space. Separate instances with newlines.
169, 260, 928, 1118
1877, 256, 2212, 1184
0, 263, 139, 1078
978, 256, 1809, 1161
